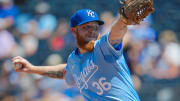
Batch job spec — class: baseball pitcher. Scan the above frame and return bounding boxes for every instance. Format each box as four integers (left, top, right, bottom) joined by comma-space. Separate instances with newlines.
12, 0, 154, 101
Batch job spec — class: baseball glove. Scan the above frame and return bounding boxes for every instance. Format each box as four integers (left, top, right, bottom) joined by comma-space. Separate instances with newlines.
119, 0, 154, 25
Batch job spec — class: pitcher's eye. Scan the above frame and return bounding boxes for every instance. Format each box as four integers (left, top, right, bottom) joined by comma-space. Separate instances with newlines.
82, 26, 89, 30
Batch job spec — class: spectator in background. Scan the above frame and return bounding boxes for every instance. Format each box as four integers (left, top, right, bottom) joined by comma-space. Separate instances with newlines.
129, 15, 156, 41
49, 19, 68, 51
0, 0, 19, 30
28, 2, 57, 39
20, 34, 39, 57
15, 13, 33, 35
100, 11, 115, 34
124, 15, 158, 76
150, 30, 180, 79
0, 30, 16, 59
16, 2, 58, 65
125, 27, 180, 80
49, 18, 76, 62
0, 0, 19, 59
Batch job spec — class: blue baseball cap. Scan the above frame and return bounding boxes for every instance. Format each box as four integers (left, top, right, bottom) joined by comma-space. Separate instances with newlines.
70, 9, 104, 27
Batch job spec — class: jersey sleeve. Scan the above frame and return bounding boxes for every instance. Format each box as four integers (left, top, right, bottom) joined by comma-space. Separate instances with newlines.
65, 64, 76, 87
97, 33, 123, 59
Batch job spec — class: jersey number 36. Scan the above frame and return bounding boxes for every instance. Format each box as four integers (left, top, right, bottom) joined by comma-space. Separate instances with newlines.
92, 77, 111, 95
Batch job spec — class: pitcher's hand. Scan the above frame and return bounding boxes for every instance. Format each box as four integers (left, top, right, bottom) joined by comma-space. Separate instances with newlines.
12, 56, 34, 73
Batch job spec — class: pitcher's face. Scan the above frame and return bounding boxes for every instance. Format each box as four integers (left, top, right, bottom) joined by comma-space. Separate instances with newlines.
72, 21, 101, 51
76, 22, 100, 42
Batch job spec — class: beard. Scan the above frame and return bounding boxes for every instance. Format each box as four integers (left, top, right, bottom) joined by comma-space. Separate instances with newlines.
75, 31, 101, 52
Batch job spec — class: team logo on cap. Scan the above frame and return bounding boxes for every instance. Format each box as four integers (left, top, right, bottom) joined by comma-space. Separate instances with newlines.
87, 10, 95, 18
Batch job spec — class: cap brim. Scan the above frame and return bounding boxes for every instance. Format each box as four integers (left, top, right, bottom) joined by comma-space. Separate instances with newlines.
97, 20, 104, 25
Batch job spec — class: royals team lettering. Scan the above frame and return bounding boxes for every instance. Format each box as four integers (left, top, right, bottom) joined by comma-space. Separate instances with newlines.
73, 61, 98, 93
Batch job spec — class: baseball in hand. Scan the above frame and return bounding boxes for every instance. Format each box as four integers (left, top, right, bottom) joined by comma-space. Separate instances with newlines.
14, 63, 23, 70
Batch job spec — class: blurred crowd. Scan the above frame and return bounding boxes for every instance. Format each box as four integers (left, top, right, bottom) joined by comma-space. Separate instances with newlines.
0, 0, 180, 101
